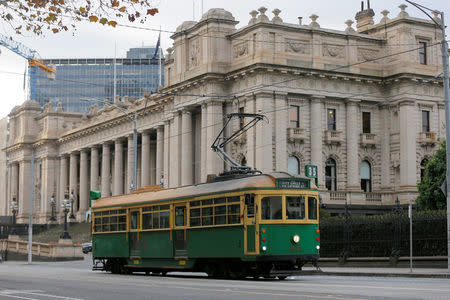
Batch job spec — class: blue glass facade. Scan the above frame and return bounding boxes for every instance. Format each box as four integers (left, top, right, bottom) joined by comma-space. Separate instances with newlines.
30, 47, 164, 113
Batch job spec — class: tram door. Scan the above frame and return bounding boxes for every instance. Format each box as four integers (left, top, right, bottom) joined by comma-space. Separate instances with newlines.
244, 194, 257, 254
129, 209, 141, 257
173, 205, 187, 257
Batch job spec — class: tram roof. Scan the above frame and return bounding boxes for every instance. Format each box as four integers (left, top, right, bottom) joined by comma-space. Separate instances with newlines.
92, 172, 294, 209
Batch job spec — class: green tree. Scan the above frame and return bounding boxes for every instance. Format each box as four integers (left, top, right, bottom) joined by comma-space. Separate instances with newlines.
417, 140, 446, 210
1, 0, 159, 36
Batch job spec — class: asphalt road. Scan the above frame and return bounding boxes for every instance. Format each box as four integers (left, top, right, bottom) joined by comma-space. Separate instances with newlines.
0, 255, 449, 300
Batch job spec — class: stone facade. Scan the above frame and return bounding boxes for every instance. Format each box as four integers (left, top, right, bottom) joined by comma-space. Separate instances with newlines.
1, 5, 446, 223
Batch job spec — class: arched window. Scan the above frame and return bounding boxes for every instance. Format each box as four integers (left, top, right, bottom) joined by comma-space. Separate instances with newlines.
325, 158, 337, 191
287, 156, 300, 175
420, 158, 428, 181
360, 160, 372, 192
241, 156, 247, 167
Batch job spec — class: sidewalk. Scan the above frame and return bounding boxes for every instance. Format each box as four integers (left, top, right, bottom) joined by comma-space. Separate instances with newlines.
302, 266, 450, 278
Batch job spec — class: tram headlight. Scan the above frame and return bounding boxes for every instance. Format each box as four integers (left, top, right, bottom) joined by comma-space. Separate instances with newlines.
316, 245, 320, 250
262, 246, 267, 251
292, 234, 300, 244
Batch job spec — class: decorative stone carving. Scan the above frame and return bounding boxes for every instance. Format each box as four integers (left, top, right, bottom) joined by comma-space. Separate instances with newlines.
249, 10, 258, 25
345, 20, 355, 33
380, 10, 390, 23
298, 17, 303, 25
257, 7, 269, 22
309, 14, 320, 28
323, 44, 345, 59
285, 39, 310, 54
44, 102, 54, 113
233, 41, 249, 58
398, 4, 409, 18
189, 38, 200, 69
89, 104, 99, 115
357, 48, 380, 62
272, 9, 283, 24
56, 102, 63, 112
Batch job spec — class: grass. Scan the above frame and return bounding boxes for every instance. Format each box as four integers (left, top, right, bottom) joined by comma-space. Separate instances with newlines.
19, 222, 92, 244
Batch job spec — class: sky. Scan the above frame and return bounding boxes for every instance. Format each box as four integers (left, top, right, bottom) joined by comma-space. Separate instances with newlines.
0, 0, 449, 118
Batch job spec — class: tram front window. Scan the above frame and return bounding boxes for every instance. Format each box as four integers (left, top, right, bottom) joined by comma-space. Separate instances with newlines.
308, 197, 318, 220
261, 196, 282, 220
286, 196, 305, 219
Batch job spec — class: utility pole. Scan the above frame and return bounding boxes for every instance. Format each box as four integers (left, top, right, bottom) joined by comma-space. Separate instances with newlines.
405, 0, 450, 272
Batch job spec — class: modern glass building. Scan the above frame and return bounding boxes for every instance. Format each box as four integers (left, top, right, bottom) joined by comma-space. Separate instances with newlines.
30, 47, 164, 113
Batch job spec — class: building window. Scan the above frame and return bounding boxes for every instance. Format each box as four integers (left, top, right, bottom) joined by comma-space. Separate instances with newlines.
288, 156, 300, 175
360, 160, 372, 192
362, 112, 371, 133
422, 110, 430, 132
290, 105, 300, 128
419, 41, 427, 65
325, 158, 337, 191
239, 107, 245, 129
420, 158, 428, 181
327, 108, 336, 131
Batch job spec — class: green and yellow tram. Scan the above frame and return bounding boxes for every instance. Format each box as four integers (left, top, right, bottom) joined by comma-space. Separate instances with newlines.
91, 172, 320, 279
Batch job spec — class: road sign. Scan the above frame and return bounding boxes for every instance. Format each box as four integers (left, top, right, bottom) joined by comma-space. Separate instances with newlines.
305, 164, 318, 178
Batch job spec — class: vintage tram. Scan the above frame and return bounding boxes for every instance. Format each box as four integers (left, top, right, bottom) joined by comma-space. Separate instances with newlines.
91, 172, 320, 279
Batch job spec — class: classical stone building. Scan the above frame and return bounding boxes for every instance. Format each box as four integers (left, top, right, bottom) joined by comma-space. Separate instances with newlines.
2, 4, 446, 223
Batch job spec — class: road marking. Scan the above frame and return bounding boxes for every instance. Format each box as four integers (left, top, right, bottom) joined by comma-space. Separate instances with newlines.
0, 290, 83, 300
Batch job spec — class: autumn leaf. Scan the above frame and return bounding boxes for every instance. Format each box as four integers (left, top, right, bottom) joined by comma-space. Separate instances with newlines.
99, 18, 107, 25
52, 28, 59, 33
111, 0, 119, 7
119, 6, 126, 12
147, 8, 158, 16
108, 20, 117, 27
89, 15, 98, 22
80, 7, 86, 13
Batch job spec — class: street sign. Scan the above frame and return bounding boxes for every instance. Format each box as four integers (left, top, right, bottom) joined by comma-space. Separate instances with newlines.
441, 179, 447, 196
305, 164, 318, 178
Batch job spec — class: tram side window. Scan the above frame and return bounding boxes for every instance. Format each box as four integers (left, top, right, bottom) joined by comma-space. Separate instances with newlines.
189, 196, 241, 227
286, 196, 305, 219
261, 196, 282, 220
142, 205, 170, 230
93, 209, 127, 232
308, 197, 318, 220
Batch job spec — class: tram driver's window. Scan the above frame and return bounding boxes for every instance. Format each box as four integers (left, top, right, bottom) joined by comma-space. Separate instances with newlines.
130, 211, 139, 230
261, 196, 282, 220
245, 194, 255, 217
286, 196, 305, 219
308, 197, 318, 220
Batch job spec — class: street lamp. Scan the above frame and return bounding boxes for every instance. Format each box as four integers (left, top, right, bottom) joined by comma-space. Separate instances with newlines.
49, 193, 56, 221
60, 191, 72, 239
69, 190, 75, 219
10, 196, 18, 235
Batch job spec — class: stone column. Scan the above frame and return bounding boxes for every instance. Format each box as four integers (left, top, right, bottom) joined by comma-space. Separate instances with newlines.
40, 157, 56, 219
169, 113, 181, 188
181, 110, 193, 186
141, 131, 151, 187
69, 152, 79, 212
346, 99, 360, 190
254, 92, 273, 173
79, 149, 89, 213
200, 103, 208, 183
127, 135, 134, 192
156, 126, 164, 185
380, 105, 391, 189
11, 162, 19, 201
206, 101, 223, 176
163, 121, 170, 187
310, 97, 324, 187
59, 155, 68, 202
101, 143, 111, 197
113, 139, 124, 195
18, 159, 31, 219
399, 100, 417, 191
275, 93, 288, 171
150, 140, 156, 185
90, 147, 99, 191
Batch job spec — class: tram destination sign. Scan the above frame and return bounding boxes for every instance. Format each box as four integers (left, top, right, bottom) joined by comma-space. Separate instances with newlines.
276, 178, 310, 189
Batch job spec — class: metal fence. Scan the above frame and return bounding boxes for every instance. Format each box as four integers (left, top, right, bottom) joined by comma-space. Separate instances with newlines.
320, 207, 447, 258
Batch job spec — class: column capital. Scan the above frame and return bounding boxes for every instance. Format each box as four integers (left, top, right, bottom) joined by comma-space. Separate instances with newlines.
90, 144, 100, 150
80, 148, 89, 154
114, 137, 125, 144
398, 99, 416, 107
309, 95, 326, 102
181, 108, 192, 115
344, 98, 361, 105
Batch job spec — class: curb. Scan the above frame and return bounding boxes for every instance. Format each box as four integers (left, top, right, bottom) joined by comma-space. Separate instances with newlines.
304, 270, 450, 279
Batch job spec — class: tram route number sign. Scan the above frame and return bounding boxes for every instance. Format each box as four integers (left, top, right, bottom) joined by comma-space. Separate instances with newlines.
305, 164, 318, 178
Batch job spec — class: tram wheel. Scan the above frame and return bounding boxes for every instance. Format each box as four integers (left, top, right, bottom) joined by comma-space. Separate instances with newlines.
278, 276, 287, 280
